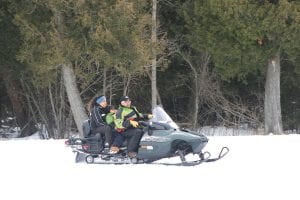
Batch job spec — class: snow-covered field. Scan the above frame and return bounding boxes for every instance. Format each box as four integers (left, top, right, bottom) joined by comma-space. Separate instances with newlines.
0, 134, 300, 200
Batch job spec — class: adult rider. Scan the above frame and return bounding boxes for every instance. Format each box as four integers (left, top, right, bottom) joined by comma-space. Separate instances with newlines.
114, 96, 153, 158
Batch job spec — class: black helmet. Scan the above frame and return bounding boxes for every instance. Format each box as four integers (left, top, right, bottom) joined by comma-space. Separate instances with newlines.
120, 96, 130, 104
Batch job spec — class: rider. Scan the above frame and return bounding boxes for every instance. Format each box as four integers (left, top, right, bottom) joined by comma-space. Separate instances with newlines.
89, 95, 115, 150
105, 110, 125, 154
114, 96, 153, 158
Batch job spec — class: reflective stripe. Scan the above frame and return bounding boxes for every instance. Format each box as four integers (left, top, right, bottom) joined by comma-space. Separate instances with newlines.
93, 107, 104, 126
124, 111, 136, 120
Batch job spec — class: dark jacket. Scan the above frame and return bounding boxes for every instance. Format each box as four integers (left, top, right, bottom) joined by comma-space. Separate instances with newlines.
90, 105, 111, 131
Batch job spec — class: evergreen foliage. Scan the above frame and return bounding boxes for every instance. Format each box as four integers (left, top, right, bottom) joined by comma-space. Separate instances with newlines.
182, 0, 300, 81
1, 0, 299, 137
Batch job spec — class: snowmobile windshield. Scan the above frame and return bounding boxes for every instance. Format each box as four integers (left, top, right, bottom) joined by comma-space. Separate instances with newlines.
150, 106, 179, 130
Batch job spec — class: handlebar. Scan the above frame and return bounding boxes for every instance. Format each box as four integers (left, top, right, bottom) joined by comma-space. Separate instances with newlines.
138, 121, 154, 136
138, 121, 152, 127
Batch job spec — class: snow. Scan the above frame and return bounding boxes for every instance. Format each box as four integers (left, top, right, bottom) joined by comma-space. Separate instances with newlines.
0, 134, 300, 200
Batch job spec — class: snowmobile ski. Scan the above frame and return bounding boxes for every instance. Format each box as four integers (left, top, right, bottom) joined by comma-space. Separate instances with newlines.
151, 146, 229, 166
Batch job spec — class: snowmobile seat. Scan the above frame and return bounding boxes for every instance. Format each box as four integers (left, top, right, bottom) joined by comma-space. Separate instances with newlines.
83, 133, 102, 141
82, 119, 91, 138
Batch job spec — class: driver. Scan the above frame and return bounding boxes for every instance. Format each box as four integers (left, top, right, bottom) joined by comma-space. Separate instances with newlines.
114, 96, 153, 158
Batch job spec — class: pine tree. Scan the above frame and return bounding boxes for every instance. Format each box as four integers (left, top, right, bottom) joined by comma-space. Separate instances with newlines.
10, 0, 89, 137
9, 0, 156, 136
0, 0, 37, 136
182, 0, 300, 134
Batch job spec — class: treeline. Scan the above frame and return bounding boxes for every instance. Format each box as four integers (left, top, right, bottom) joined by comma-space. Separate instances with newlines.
0, 0, 299, 138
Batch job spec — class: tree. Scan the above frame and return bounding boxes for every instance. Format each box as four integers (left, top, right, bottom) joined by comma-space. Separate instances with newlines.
11, 0, 88, 137
0, 1, 37, 137
182, 0, 300, 134
76, 0, 154, 97
151, 0, 158, 109
10, 0, 157, 136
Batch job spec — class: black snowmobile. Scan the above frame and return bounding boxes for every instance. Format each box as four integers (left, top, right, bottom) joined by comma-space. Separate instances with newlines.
65, 106, 229, 166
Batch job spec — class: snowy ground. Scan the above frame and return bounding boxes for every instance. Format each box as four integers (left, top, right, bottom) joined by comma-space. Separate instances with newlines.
0, 134, 300, 200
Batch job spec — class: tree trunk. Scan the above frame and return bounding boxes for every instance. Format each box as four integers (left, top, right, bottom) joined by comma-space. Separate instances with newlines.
123, 75, 130, 95
151, 0, 157, 109
62, 64, 88, 137
58, 73, 66, 138
53, 9, 88, 137
48, 84, 60, 138
264, 52, 283, 134
193, 77, 200, 129
109, 71, 113, 105
179, 51, 200, 129
103, 68, 107, 96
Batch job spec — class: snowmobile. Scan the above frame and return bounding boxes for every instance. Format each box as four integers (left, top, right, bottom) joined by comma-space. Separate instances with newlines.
65, 106, 229, 166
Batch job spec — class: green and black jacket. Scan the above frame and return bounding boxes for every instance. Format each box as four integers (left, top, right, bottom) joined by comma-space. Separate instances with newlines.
114, 105, 149, 131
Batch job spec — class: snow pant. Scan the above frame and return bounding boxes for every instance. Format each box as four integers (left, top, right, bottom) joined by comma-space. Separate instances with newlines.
111, 130, 125, 147
122, 128, 144, 153
91, 125, 112, 146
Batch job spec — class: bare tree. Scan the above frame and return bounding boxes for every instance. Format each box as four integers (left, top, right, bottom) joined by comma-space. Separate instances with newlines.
173, 44, 260, 129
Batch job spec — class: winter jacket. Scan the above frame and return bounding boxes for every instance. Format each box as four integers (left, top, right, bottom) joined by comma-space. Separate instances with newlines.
114, 105, 148, 131
90, 105, 111, 131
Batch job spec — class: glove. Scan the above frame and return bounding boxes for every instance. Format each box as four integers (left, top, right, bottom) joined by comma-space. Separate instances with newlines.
130, 120, 139, 128
110, 109, 117, 113
147, 114, 153, 119
116, 128, 125, 133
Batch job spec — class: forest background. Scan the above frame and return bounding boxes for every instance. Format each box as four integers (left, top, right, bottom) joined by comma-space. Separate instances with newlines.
1, 0, 299, 139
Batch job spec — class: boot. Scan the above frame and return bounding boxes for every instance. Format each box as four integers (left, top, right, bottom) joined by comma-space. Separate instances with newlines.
109, 146, 120, 154
103, 143, 110, 153
128, 152, 137, 158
